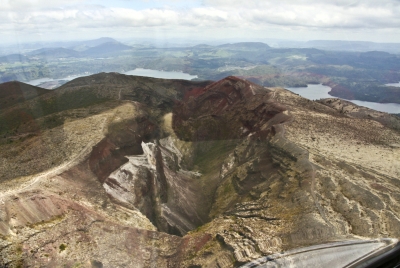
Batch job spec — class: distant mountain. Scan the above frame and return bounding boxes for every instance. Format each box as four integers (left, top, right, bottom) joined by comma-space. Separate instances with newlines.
9, 37, 119, 52
359, 50, 394, 59
307, 50, 400, 72
192, 44, 214, 49
0, 38, 125, 60
0, 54, 29, 63
68, 37, 118, 51
266, 39, 400, 54
81, 41, 132, 57
218, 42, 270, 50
27, 47, 81, 58
78, 37, 117, 48
303, 40, 400, 54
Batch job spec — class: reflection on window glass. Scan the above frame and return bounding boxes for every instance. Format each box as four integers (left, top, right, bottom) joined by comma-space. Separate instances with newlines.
0, 0, 399, 267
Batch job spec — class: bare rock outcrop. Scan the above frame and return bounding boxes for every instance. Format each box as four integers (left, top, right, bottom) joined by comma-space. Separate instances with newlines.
103, 139, 206, 236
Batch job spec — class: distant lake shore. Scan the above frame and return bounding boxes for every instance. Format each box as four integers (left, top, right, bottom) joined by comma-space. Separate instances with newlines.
123, 68, 198, 80
26, 69, 198, 88
25, 72, 400, 114
286, 84, 400, 114
26, 74, 91, 88
385, 82, 400, 87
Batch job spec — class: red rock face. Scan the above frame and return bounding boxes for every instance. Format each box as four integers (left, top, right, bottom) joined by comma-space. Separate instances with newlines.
2, 191, 69, 231
173, 76, 288, 141
0, 188, 197, 267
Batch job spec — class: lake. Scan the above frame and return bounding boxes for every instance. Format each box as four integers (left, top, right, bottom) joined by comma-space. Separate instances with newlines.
286, 84, 332, 100
386, 82, 400, 87
26, 74, 91, 87
123, 68, 198, 80
286, 84, 400, 114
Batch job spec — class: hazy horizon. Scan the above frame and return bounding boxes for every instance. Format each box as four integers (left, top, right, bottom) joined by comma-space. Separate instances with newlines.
1, 36, 400, 52
1, 0, 400, 45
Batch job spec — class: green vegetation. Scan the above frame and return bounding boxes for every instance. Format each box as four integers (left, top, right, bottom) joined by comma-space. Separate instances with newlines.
193, 140, 237, 174
0, 87, 110, 139
59, 243, 67, 252
27, 214, 65, 229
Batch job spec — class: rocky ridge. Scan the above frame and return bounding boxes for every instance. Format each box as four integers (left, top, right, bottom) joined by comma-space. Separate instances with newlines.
0, 74, 399, 267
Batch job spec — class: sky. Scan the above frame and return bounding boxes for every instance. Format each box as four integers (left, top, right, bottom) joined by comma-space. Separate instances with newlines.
1, 0, 400, 45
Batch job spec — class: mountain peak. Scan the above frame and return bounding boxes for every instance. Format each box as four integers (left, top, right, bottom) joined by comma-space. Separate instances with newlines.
183, 76, 267, 101
174, 76, 287, 141
81, 41, 132, 56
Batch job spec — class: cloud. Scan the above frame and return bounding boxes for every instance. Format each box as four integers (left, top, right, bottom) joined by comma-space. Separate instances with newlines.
1, 0, 400, 42
0, 0, 85, 11
203, 0, 400, 9
202, 0, 400, 29
240, 4, 399, 29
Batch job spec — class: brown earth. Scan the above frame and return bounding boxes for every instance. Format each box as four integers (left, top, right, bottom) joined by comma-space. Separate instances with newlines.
0, 74, 399, 267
